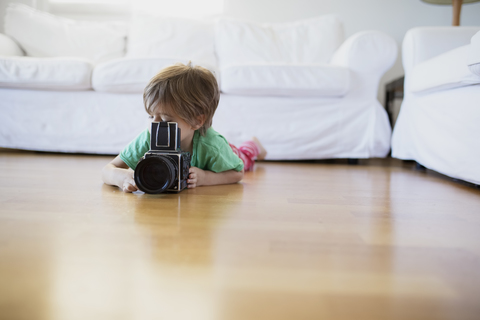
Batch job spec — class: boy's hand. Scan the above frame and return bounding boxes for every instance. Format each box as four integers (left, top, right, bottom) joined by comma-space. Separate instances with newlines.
188, 167, 205, 188
102, 156, 139, 193
122, 171, 138, 193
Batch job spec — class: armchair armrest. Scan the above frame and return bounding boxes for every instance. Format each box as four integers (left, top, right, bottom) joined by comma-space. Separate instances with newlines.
330, 30, 397, 75
0, 33, 24, 56
402, 27, 480, 74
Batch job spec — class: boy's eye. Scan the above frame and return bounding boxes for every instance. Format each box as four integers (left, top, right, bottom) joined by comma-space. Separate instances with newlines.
148, 115, 153, 119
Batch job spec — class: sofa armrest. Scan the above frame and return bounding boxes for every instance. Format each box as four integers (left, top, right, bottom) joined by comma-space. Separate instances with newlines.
330, 31, 397, 75
402, 27, 480, 74
0, 33, 24, 56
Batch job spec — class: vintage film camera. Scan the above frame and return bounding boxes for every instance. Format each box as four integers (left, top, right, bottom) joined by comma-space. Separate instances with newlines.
134, 122, 191, 194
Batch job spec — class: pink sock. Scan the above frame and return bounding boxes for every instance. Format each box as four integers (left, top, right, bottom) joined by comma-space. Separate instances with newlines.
229, 141, 260, 171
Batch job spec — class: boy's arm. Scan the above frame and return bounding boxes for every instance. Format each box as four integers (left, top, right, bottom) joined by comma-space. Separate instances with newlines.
102, 155, 138, 193
188, 167, 243, 188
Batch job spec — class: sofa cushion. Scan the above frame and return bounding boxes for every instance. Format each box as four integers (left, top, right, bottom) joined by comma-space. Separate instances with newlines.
220, 64, 350, 97
468, 31, 480, 76
409, 44, 480, 94
0, 34, 24, 57
126, 14, 217, 70
0, 56, 93, 90
93, 57, 201, 93
215, 15, 343, 68
4, 4, 127, 64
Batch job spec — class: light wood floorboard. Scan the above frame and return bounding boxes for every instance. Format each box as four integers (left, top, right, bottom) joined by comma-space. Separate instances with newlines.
0, 151, 479, 320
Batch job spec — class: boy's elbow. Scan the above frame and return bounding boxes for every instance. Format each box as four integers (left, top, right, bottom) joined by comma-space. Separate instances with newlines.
235, 170, 244, 183
101, 164, 111, 183
102, 163, 118, 184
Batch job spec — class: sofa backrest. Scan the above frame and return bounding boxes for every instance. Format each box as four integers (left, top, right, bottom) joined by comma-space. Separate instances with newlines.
125, 14, 217, 73
215, 15, 344, 69
4, 3, 127, 64
2, 5, 349, 95
402, 26, 480, 73
4, 4, 344, 71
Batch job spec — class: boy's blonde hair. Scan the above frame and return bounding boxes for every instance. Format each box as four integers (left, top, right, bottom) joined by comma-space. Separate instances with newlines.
143, 62, 220, 136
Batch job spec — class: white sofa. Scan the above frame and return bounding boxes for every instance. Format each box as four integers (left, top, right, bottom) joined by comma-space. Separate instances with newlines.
0, 4, 397, 160
392, 27, 480, 185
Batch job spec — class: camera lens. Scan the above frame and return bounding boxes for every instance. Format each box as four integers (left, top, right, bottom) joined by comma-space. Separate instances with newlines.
134, 156, 176, 194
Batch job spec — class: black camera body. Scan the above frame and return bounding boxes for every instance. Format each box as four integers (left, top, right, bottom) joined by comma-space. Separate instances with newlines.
134, 122, 191, 194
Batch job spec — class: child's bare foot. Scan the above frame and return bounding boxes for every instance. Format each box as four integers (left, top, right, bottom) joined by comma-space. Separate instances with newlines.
252, 136, 267, 160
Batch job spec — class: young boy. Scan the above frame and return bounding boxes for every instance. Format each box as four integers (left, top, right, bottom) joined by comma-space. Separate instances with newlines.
102, 63, 266, 193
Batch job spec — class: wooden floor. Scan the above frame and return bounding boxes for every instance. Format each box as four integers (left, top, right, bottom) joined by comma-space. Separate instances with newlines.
1, 151, 479, 320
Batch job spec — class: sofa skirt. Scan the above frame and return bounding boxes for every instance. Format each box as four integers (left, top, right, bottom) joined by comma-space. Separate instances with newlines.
0, 88, 391, 160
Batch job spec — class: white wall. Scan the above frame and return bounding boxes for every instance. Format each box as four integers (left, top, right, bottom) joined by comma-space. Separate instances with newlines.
1, 0, 479, 104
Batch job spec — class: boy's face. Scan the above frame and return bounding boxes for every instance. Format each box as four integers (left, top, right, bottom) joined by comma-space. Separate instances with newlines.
150, 106, 197, 151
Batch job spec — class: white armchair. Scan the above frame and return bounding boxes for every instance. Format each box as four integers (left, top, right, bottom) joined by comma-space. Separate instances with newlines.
392, 27, 480, 185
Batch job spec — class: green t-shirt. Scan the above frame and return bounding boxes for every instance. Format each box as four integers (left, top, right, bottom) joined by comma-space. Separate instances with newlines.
120, 127, 244, 173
